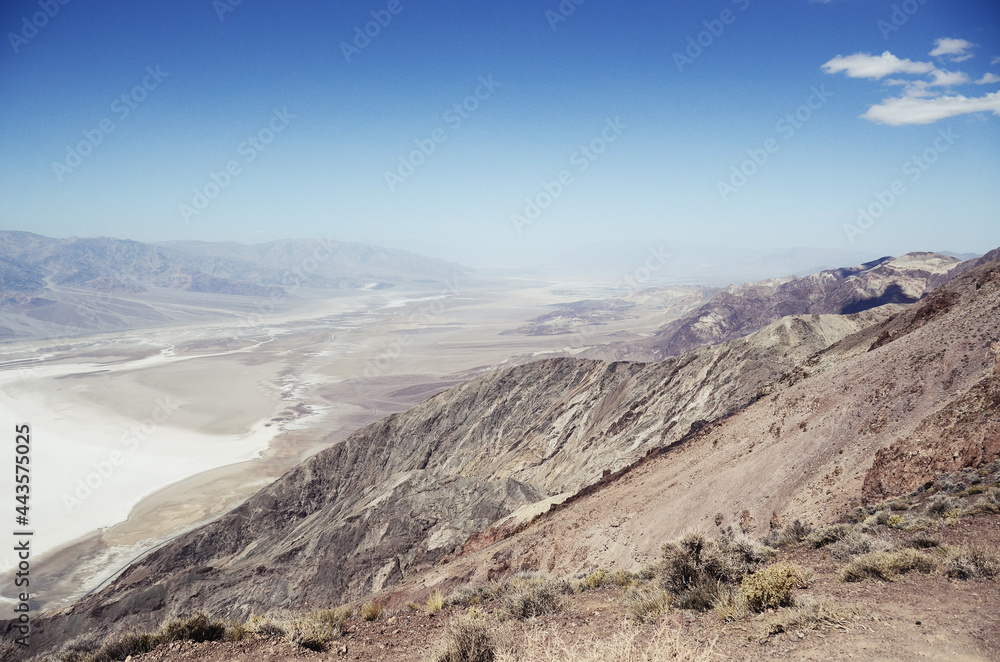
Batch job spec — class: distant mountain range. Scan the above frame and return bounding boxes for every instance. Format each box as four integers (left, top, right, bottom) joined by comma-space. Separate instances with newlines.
576, 250, 995, 361
0, 232, 465, 340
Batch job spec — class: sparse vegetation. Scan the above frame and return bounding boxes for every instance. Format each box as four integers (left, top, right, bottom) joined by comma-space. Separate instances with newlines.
806, 524, 853, 548
762, 519, 812, 548
740, 562, 808, 613
285, 607, 350, 651
763, 599, 858, 635
433, 614, 515, 662
575, 568, 611, 591
655, 531, 774, 611
501, 621, 715, 662
945, 545, 1000, 580
358, 601, 384, 621
161, 612, 226, 643
623, 584, 671, 623
840, 548, 937, 582
927, 494, 959, 517
826, 529, 893, 560
63, 613, 230, 662
427, 590, 446, 613
500, 576, 568, 619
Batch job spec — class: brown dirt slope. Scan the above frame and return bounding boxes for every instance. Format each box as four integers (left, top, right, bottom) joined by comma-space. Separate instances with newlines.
389, 253, 1000, 592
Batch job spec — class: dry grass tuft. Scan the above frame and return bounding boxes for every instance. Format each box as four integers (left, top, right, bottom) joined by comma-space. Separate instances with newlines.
763, 599, 859, 635
433, 614, 516, 662
575, 568, 611, 592
500, 577, 568, 619
358, 601, 384, 622
426, 590, 446, 613
284, 607, 349, 651
623, 585, 672, 623
840, 548, 937, 582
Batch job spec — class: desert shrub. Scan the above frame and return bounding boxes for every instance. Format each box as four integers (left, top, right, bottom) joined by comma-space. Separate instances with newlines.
840, 548, 937, 582
946, 545, 1000, 580
86, 629, 162, 662
245, 614, 287, 638
56, 632, 103, 660
806, 524, 853, 548
282, 607, 349, 651
448, 583, 505, 608
927, 495, 958, 517
161, 612, 226, 643
762, 519, 813, 548
610, 569, 639, 587
904, 535, 940, 549
827, 529, 893, 561
623, 585, 671, 623
433, 615, 515, 662
358, 601, 383, 622
224, 620, 248, 642
427, 590, 446, 613
886, 514, 906, 529
740, 563, 808, 613
575, 568, 611, 591
500, 577, 566, 619
656, 532, 774, 611
889, 500, 910, 511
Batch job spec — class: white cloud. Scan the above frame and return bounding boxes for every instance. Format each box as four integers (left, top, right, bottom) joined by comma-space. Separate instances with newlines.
822, 51, 935, 79
929, 69, 971, 87
824, 40, 1000, 126
993, 56, 1000, 66
930, 38, 975, 60
862, 91, 1000, 125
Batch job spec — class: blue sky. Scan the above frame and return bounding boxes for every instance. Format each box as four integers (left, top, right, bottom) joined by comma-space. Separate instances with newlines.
1, 0, 998, 266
